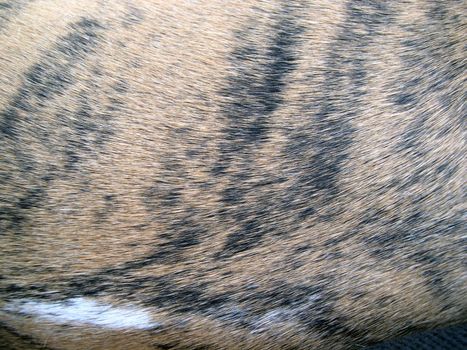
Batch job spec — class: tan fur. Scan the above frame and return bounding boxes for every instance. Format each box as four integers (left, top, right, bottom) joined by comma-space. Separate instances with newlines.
0, 0, 466, 349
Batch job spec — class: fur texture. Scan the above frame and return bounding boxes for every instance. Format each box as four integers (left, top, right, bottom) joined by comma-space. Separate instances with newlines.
0, 0, 466, 349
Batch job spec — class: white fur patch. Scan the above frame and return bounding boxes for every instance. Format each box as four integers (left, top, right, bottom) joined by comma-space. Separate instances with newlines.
4, 298, 160, 330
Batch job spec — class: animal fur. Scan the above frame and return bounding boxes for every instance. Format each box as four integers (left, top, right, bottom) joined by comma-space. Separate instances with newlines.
0, 0, 466, 349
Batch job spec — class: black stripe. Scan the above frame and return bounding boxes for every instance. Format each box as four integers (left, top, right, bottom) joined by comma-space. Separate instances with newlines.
214, 3, 303, 259
0, 18, 104, 232
213, 3, 302, 176
283, 1, 394, 220
1, 18, 103, 139
0, 1, 32, 30
0, 321, 53, 350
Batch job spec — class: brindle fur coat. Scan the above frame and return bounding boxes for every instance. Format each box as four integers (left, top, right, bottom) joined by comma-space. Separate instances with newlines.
0, 1, 466, 349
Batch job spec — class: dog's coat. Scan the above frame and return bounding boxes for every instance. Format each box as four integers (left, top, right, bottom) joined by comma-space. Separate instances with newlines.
0, 0, 466, 349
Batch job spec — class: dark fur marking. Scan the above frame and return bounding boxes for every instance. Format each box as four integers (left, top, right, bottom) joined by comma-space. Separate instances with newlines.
0, 18, 103, 140
213, 4, 302, 176
90, 214, 207, 272
64, 95, 115, 170
281, 2, 394, 224
392, 76, 422, 109
105, 250, 180, 272
0, 282, 51, 301
290, 283, 365, 339
142, 178, 208, 258
362, 210, 465, 298
324, 206, 387, 248
57, 18, 102, 57
1, 18, 103, 139
94, 194, 118, 221
122, 5, 145, 27
113, 79, 129, 94
16, 187, 45, 210
248, 283, 326, 310
159, 215, 207, 251
317, 251, 343, 261
0, 18, 104, 232
65, 273, 233, 316
58, 272, 350, 335
0, 187, 46, 232
3, 284, 23, 294
0, 321, 54, 350
216, 217, 272, 259
0, 107, 18, 138
371, 8, 466, 285
0, 207, 24, 231
363, 211, 426, 248
294, 244, 312, 254
393, 8, 464, 156
144, 183, 181, 209
427, 3, 449, 21
298, 207, 316, 219
12, 269, 362, 340
243, 281, 366, 338
214, 3, 303, 259
435, 161, 459, 179
103, 194, 115, 202
151, 343, 178, 350
0, 0, 31, 30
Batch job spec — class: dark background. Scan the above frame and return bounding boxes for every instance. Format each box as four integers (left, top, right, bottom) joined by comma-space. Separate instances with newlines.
367, 324, 467, 350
